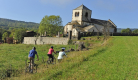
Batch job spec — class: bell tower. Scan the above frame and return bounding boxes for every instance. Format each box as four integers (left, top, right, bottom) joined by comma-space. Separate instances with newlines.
72, 4, 92, 25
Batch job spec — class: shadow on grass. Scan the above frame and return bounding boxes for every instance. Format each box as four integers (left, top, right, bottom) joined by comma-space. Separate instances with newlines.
91, 48, 106, 57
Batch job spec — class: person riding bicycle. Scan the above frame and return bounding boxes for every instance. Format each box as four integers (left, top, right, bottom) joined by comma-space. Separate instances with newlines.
28, 47, 39, 73
47, 46, 56, 64
57, 48, 67, 62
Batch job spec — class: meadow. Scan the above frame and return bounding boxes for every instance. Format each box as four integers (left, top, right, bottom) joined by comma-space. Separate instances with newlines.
0, 43, 77, 70
1, 36, 138, 80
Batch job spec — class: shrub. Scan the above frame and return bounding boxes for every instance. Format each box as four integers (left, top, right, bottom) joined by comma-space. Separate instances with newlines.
68, 40, 73, 45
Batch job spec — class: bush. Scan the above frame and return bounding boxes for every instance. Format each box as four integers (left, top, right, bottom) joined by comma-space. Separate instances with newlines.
68, 40, 73, 45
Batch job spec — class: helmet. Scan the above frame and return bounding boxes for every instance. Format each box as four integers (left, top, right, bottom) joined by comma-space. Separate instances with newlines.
62, 48, 65, 51
33, 47, 36, 50
62, 48, 65, 50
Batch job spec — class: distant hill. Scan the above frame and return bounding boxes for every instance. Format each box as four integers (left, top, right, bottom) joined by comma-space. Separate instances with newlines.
117, 28, 138, 33
0, 18, 39, 30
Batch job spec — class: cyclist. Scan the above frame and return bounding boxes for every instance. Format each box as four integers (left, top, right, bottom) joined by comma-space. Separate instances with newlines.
47, 46, 56, 64
57, 48, 67, 62
28, 47, 39, 73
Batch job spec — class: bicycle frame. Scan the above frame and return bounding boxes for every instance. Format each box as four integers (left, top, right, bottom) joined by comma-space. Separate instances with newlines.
25, 60, 38, 74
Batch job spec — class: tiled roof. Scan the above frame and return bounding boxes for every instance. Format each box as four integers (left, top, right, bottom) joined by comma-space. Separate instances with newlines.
91, 18, 108, 26
67, 21, 80, 25
91, 18, 116, 28
74, 4, 91, 11
75, 27, 85, 32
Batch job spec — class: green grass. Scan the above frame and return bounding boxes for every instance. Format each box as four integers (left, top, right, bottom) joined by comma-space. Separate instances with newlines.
0, 44, 76, 70
3, 36, 138, 80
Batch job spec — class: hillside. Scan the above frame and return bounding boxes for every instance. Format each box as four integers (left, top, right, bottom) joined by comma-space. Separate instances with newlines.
7, 36, 138, 80
0, 18, 39, 30
1, 18, 137, 33
117, 28, 138, 32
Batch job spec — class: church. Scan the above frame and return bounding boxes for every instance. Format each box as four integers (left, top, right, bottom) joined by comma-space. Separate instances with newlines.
64, 4, 117, 37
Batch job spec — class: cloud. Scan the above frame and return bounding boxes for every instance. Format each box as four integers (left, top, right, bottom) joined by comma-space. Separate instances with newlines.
40, 0, 75, 6
92, 0, 137, 12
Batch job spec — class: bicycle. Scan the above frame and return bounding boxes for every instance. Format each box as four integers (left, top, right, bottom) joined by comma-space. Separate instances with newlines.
46, 54, 56, 64
25, 60, 38, 74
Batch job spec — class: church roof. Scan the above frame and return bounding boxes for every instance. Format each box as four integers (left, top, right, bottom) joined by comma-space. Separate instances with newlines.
74, 26, 85, 32
91, 18, 117, 28
74, 4, 91, 11
67, 21, 80, 25
91, 18, 108, 26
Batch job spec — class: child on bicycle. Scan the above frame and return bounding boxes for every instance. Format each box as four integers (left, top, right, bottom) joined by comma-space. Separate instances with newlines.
28, 47, 39, 73
47, 46, 56, 64
57, 48, 67, 62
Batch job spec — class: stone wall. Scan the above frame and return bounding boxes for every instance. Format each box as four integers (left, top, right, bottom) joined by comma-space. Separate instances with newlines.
24, 37, 69, 45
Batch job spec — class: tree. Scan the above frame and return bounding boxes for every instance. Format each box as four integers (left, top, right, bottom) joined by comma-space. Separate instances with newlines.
14, 28, 27, 43
132, 29, 138, 33
2, 32, 9, 42
121, 28, 132, 33
96, 20, 112, 40
0, 28, 7, 39
9, 32, 14, 38
39, 15, 63, 36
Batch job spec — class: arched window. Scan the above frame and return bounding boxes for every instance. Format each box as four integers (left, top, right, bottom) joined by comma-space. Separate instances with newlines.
75, 12, 79, 17
85, 12, 88, 17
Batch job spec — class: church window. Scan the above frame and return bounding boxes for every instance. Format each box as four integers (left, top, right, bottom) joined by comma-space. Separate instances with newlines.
85, 12, 88, 17
75, 12, 79, 17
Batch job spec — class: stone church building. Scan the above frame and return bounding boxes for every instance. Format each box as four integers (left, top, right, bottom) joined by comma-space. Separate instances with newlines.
64, 4, 117, 36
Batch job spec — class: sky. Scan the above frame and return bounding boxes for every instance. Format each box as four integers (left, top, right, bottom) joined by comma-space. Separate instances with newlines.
0, 0, 138, 28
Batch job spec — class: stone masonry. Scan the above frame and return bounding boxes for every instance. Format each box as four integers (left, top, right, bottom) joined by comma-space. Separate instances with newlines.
24, 37, 69, 45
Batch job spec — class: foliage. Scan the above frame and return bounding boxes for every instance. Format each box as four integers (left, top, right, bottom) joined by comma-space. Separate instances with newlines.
2, 32, 8, 40
14, 28, 27, 42
9, 32, 14, 38
0, 28, 7, 39
121, 28, 132, 33
68, 40, 73, 45
0, 18, 39, 31
39, 15, 63, 36
0, 18, 39, 40
132, 29, 138, 33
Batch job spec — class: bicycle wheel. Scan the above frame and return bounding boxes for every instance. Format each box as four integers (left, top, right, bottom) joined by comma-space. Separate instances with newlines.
25, 66, 31, 73
47, 60, 51, 64
33, 64, 38, 73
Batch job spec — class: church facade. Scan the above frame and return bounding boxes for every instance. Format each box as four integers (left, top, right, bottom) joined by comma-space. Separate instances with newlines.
64, 4, 117, 36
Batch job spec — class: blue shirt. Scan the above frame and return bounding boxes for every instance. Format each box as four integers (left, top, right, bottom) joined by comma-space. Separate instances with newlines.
29, 49, 37, 58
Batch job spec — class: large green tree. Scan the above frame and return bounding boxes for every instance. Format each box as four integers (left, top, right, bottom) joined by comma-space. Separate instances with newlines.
2, 32, 9, 43
14, 28, 27, 43
39, 15, 63, 36
121, 28, 132, 33
0, 28, 7, 39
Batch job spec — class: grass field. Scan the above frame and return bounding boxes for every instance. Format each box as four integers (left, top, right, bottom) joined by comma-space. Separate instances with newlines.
0, 43, 77, 70
2, 36, 138, 80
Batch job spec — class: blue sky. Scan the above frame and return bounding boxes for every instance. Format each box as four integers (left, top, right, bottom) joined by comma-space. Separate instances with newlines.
0, 0, 138, 28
